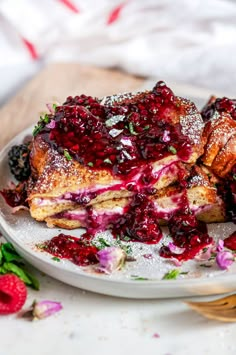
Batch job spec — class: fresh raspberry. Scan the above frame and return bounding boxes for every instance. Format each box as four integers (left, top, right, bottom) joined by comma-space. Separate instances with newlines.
0, 274, 27, 315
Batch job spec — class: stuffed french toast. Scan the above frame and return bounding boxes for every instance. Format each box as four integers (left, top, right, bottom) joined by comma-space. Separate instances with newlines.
1, 81, 235, 251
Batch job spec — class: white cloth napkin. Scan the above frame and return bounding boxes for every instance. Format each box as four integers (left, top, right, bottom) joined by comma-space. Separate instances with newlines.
0, 0, 236, 104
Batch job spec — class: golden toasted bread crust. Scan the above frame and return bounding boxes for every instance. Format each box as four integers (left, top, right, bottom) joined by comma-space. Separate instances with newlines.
201, 97, 236, 177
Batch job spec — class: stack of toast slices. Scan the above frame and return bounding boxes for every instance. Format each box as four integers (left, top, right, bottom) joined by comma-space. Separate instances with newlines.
25, 81, 235, 235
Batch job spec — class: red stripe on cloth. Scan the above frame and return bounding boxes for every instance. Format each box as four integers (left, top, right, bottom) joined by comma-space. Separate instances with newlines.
21, 38, 39, 60
58, 0, 80, 13
107, 2, 127, 25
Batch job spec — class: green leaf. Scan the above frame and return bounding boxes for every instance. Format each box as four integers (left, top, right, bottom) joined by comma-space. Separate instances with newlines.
131, 276, 149, 281
40, 114, 49, 124
1, 243, 23, 263
143, 125, 150, 130
64, 150, 72, 161
122, 236, 131, 242
92, 237, 111, 250
33, 124, 43, 136
162, 269, 180, 280
128, 122, 138, 135
115, 237, 132, 255
52, 103, 58, 110
23, 270, 40, 290
0, 243, 40, 289
52, 257, 60, 262
3, 262, 32, 285
120, 244, 132, 255
104, 158, 112, 164
0, 264, 7, 274
168, 146, 177, 155
87, 162, 94, 167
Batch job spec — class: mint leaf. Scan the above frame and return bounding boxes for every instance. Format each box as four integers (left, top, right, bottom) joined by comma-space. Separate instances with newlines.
143, 125, 150, 130
162, 269, 180, 280
0, 265, 7, 274
3, 262, 32, 284
92, 237, 111, 250
52, 257, 60, 262
23, 270, 40, 290
128, 122, 138, 135
0, 242, 40, 289
1, 243, 23, 263
131, 276, 149, 281
40, 114, 49, 124
168, 146, 177, 155
104, 158, 112, 164
115, 238, 132, 255
87, 162, 94, 167
64, 150, 72, 161
33, 124, 43, 136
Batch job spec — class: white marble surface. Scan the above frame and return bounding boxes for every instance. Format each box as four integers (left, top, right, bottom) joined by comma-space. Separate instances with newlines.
0, 265, 236, 355
0, 220, 235, 355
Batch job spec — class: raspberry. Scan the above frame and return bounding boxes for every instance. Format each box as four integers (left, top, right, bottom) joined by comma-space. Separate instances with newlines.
0, 274, 27, 315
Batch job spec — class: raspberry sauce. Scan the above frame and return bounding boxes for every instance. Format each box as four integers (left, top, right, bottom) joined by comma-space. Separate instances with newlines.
42, 233, 98, 266
0, 182, 28, 208
38, 82, 193, 177
111, 193, 163, 244
160, 211, 213, 261
202, 97, 236, 122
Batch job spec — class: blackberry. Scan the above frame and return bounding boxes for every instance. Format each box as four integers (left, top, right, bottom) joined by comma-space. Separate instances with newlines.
8, 144, 31, 181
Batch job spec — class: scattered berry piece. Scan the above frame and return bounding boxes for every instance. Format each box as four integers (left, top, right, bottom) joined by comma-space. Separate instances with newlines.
0, 274, 27, 314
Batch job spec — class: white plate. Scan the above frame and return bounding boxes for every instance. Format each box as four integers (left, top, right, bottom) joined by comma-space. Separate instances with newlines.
0, 127, 236, 299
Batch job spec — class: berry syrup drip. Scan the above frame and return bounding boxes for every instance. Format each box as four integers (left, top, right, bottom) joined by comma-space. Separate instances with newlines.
201, 97, 236, 122
38, 82, 192, 177
111, 193, 163, 244
160, 211, 212, 261
224, 231, 236, 251
0, 182, 28, 208
42, 233, 98, 266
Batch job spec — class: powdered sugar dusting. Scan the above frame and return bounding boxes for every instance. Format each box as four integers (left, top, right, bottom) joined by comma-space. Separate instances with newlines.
101, 92, 139, 106
180, 113, 204, 144
31, 144, 81, 194
188, 174, 209, 187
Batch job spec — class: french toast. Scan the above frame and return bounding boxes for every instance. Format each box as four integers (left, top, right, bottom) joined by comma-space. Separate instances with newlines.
45, 164, 226, 229
1, 82, 235, 249
28, 81, 205, 223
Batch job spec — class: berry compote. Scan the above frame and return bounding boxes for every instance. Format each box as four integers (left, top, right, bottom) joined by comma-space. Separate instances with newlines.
42, 233, 98, 266
160, 211, 213, 261
0, 182, 28, 208
37, 81, 193, 177
111, 193, 163, 244
202, 97, 236, 122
